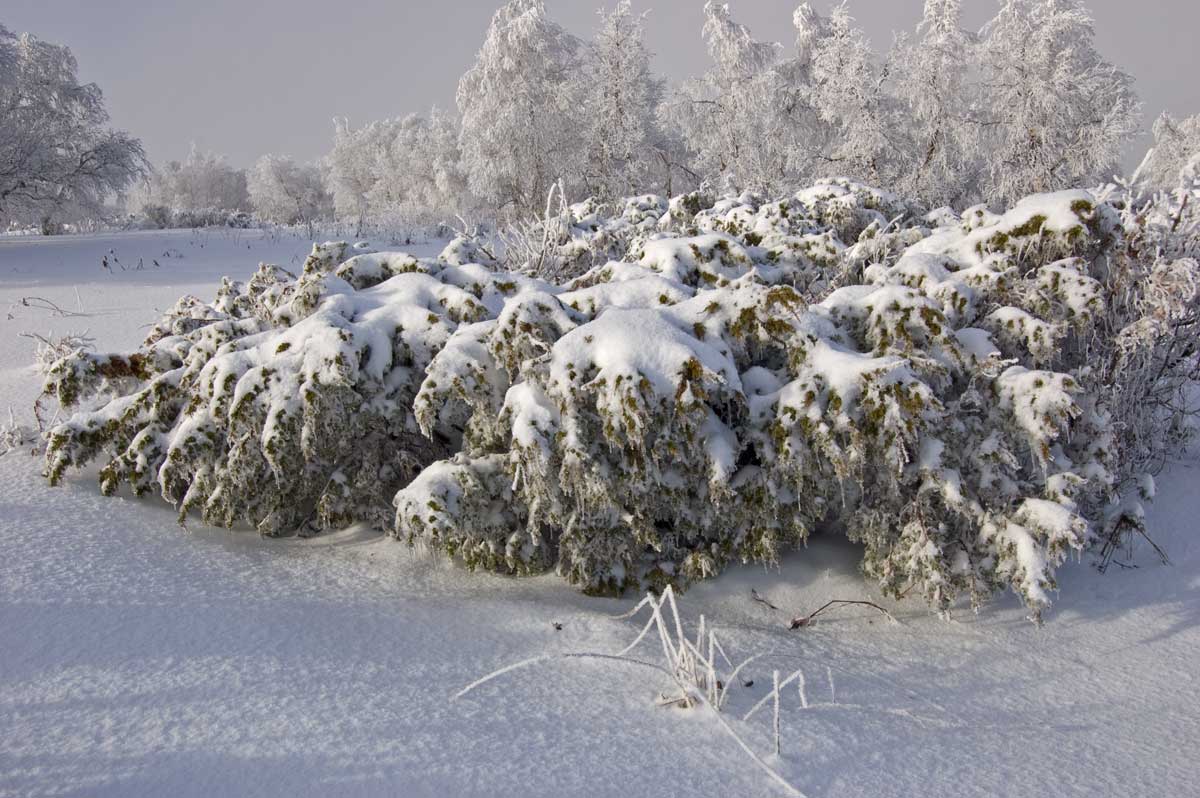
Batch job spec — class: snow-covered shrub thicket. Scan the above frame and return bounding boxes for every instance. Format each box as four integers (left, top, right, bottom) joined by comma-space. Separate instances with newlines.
42, 177, 1200, 619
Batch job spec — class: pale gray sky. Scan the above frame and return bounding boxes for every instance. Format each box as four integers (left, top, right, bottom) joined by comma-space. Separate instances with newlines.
5, 1, 1199, 169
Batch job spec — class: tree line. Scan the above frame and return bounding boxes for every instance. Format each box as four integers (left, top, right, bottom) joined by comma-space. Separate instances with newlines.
3, 1, 1199, 233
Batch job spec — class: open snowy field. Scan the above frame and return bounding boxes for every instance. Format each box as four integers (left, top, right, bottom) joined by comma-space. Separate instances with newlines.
2, 231, 1199, 797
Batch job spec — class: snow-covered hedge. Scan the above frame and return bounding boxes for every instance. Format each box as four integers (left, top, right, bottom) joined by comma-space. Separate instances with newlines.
42, 179, 1199, 619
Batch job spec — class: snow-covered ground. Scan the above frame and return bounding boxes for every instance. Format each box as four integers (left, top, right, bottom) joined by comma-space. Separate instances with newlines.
2, 231, 1198, 797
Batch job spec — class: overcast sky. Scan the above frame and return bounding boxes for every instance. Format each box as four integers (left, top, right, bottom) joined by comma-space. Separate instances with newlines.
5, 1, 1199, 171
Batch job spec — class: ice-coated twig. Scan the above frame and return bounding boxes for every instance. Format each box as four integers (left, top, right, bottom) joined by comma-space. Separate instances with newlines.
772, 670, 782, 756
456, 655, 803, 797
742, 669, 811, 723
20, 329, 95, 373
454, 651, 669, 701
717, 653, 760, 707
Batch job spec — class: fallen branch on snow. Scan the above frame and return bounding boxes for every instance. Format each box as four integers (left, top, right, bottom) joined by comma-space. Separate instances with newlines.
789, 600, 897, 629
751, 588, 780, 611
14, 296, 90, 318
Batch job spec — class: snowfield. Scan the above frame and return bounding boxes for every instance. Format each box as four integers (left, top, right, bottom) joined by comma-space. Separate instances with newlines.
2, 231, 1199, 797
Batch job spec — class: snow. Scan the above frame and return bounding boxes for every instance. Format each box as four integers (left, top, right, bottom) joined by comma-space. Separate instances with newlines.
999, 189, 1098, 234
953, 327, 1001, 364
994, 365, 1079, 462
558, 274, 693, 315
548, 307, 742, 398
636, 234, 756, 286
4, 231, 1200, 797
503, 381, 559, 450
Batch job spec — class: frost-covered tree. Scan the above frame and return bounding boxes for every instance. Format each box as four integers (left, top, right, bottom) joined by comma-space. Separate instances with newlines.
661, 2, 791, 194
653, 0, 1139, 209
1135, 112, 1200, 193
977, 0, 1139, 206
776, 3, 834, 181
0, 24, 146, 226
371, 109, 471, 226
328, 117, 395, 227
576, 1, 663, 201
135, 144, 248, 214
806, 4, 899, 187
247, 154, 331, 226
889, 0, 980, 207
457, 0, 584, 214
327, 110, 472, 231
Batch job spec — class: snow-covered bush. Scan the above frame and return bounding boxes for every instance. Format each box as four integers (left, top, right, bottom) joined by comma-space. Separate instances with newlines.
42, 180, 1200, 619
42, 240, 502, 533
131, 205, 254, 230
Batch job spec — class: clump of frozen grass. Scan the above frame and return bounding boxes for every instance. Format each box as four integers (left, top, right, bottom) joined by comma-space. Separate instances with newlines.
1, 409, 39, 456
456, 587, 812, 797
609, 586, 757, 711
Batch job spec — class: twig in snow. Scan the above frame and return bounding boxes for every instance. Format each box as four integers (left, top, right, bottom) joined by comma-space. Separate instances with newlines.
14, 296, 90, 318
751, 588, 780, 611
789, 600, 897, 629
